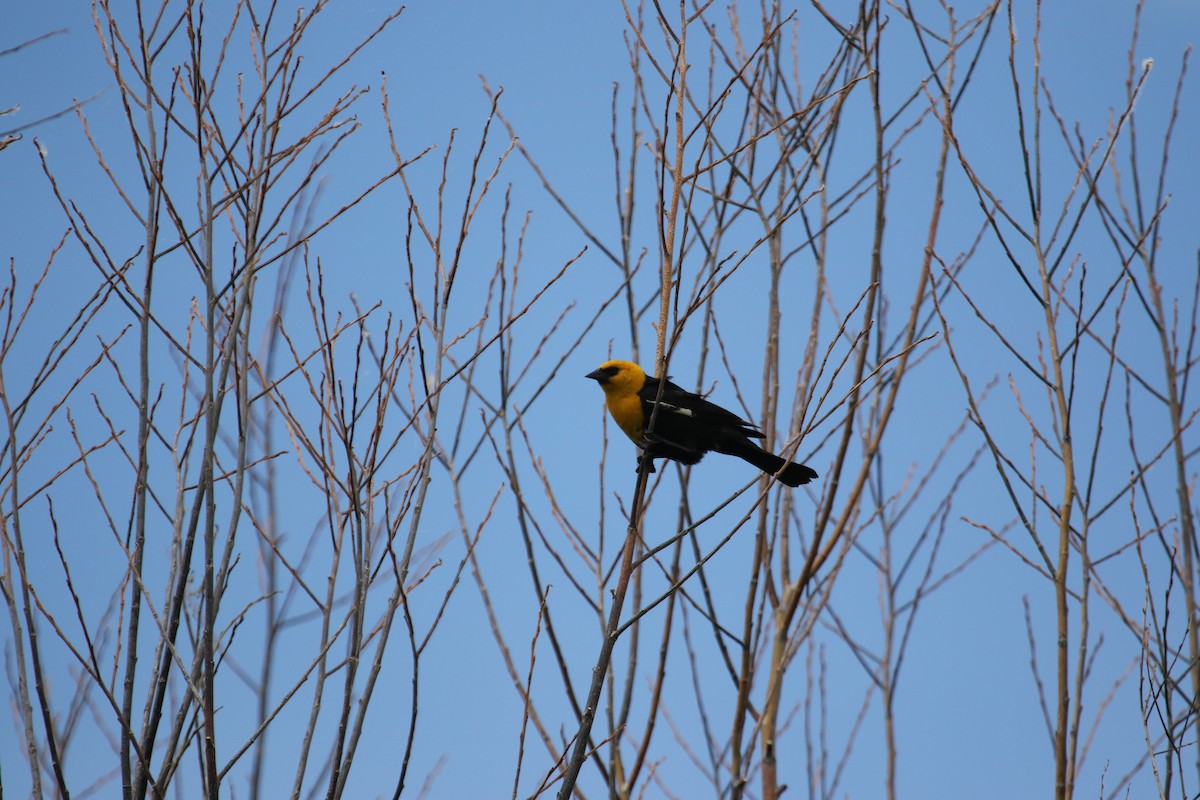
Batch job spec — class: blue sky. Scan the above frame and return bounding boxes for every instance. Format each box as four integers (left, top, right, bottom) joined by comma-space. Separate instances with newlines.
3, 2, 1199, 799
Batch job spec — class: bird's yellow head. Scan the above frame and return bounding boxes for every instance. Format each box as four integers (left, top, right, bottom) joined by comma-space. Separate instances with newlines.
585, 360, 647, 397
586, 360, 649, 443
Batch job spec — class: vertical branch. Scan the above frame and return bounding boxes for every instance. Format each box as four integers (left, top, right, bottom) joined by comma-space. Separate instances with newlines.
655, 3, 688, 374
186, 4, 222, 793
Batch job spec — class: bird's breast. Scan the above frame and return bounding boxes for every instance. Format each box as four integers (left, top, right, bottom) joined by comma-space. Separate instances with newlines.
605, 392, 645, 444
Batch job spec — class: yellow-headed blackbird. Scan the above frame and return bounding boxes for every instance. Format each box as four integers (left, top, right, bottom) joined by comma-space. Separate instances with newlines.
586, 359, 818, 487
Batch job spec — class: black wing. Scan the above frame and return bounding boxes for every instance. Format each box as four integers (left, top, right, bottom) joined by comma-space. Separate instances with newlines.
637, 376, 764, 464
645, 377, 764, 435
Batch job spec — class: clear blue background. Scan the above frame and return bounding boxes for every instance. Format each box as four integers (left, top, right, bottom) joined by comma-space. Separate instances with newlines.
3, 1, 1198, 798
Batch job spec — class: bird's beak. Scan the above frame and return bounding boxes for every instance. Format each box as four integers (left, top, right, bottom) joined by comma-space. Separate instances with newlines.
585, 368, 607, 383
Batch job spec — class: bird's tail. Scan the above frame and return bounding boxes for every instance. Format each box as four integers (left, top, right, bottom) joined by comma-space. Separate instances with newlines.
731, 442, 818, 487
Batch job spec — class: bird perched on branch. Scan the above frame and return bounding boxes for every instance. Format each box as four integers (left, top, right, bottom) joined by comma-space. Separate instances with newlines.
586, 359, 818, 487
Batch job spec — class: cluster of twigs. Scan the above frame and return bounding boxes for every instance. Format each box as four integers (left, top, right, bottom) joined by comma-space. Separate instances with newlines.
1, 1, 1195, 799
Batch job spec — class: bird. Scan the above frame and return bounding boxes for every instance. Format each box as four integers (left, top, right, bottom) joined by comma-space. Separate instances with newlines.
585, 359, 818, 487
